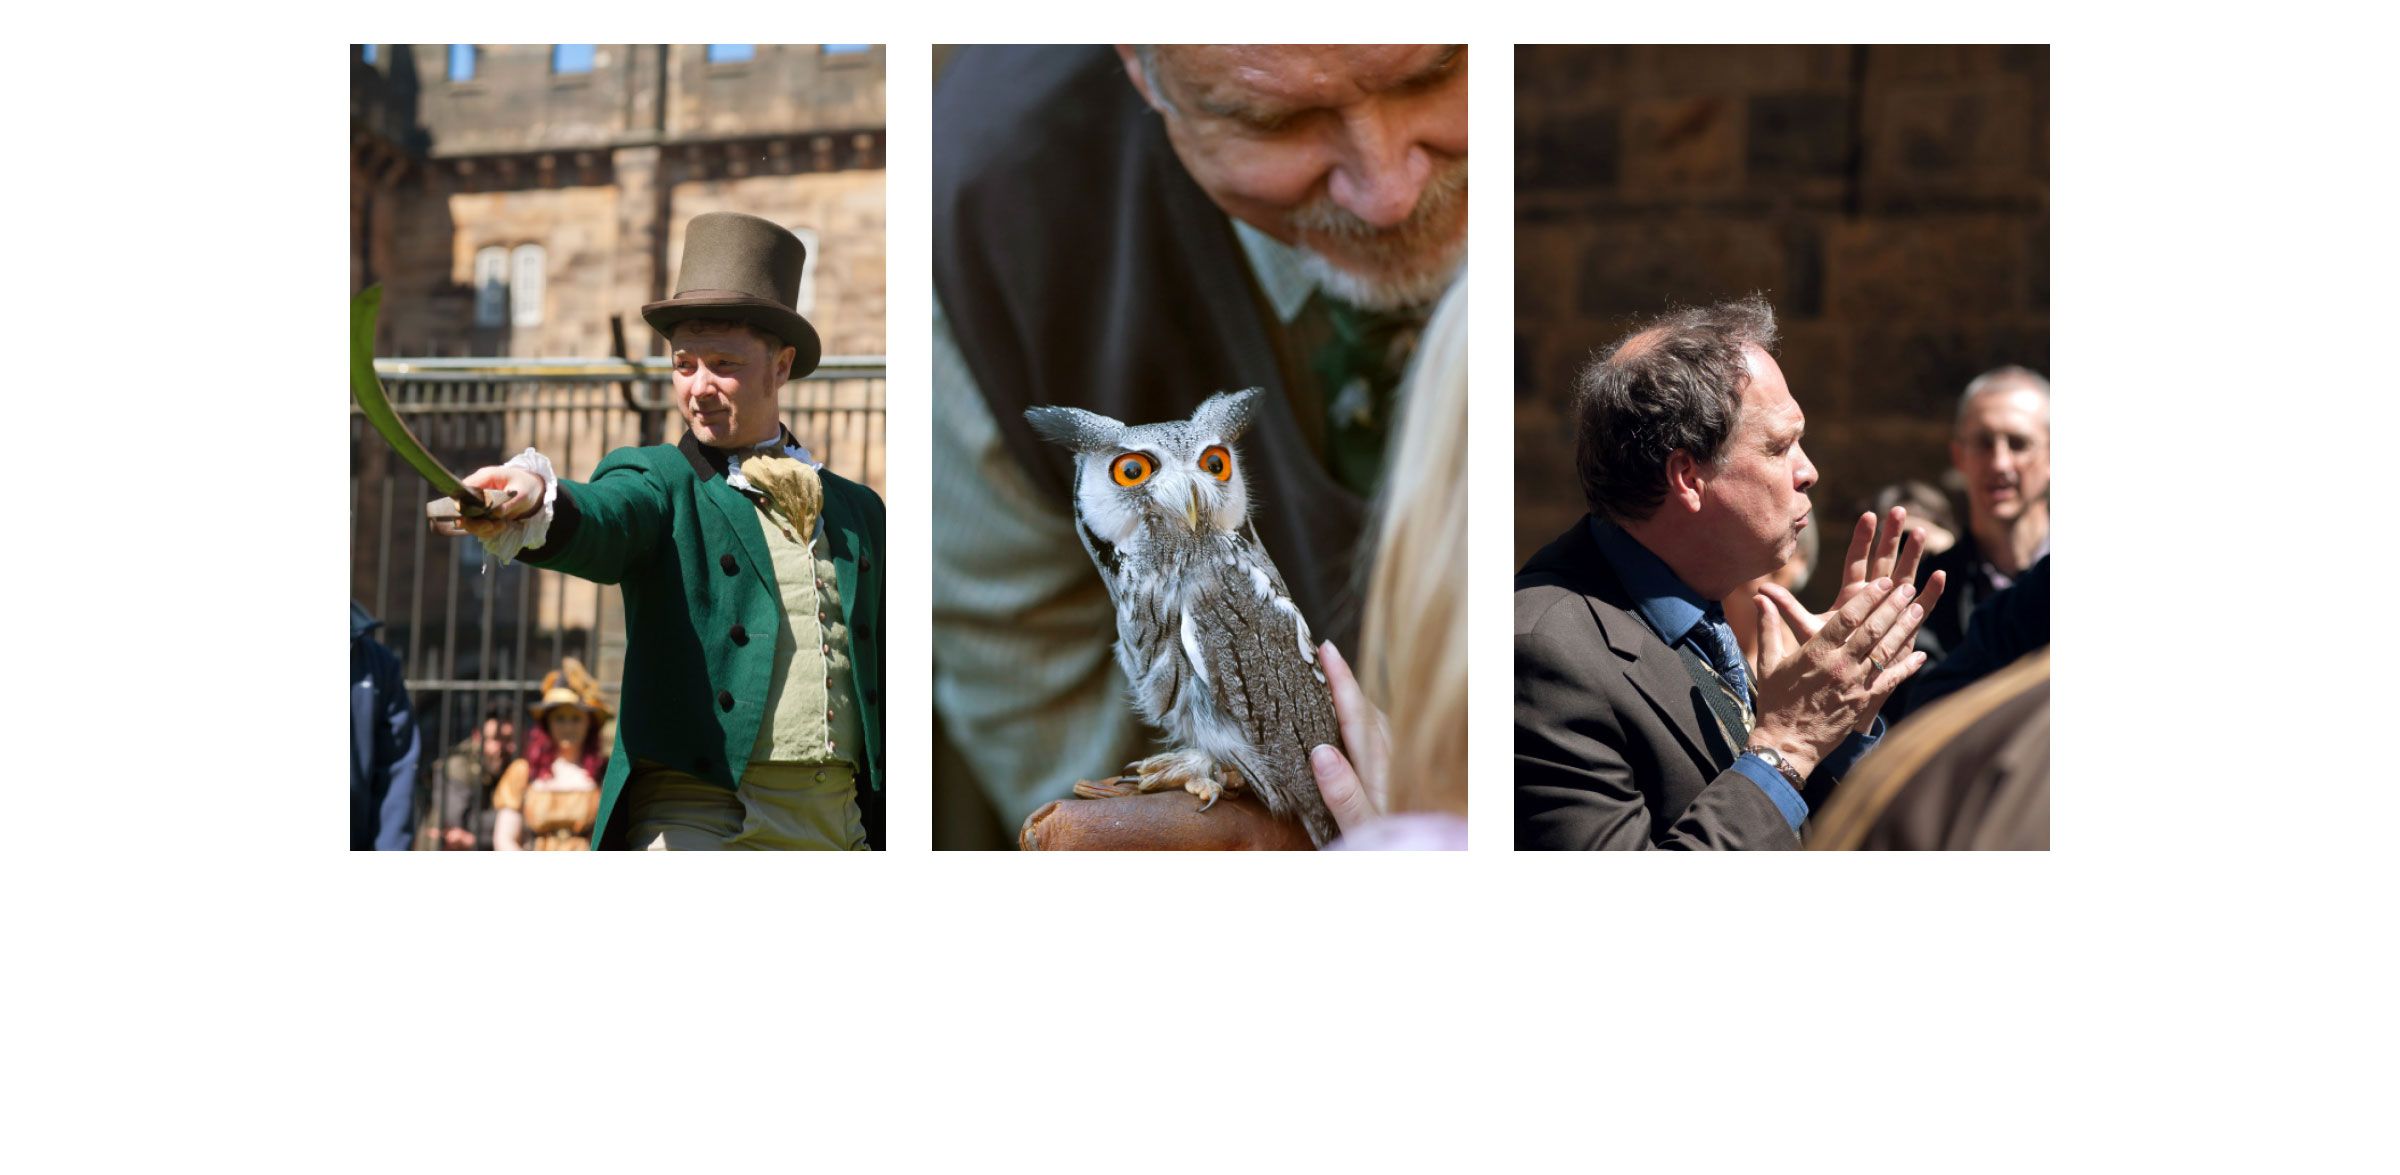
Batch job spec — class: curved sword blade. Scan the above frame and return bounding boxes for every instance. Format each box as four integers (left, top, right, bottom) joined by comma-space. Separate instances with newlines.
350, 286, 493, 517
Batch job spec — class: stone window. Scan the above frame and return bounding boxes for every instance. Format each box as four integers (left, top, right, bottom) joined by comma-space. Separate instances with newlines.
790, 227, 820, 316
360, 44, 376, 65
824, 45, 870, 56
707, 45, 754, 64
511, 245, 547, 328
448, 45, 476, 82
473, 247, 508, 328
552, 45, 596, 74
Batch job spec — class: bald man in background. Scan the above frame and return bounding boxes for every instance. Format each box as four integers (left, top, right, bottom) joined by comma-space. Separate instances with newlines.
1919, 366, 2050, 659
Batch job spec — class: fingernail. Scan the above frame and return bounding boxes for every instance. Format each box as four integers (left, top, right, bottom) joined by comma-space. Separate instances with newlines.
1309, 744, 1340, 773
1899, 583, 1915, 600
1875, 577, 1892, 590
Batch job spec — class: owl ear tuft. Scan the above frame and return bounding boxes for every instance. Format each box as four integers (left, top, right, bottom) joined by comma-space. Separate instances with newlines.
1025, 405, 1125, 451
1193, 387, 1262, 442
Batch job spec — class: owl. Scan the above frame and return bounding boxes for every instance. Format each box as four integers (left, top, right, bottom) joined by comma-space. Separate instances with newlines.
1026, 388, 1342, 847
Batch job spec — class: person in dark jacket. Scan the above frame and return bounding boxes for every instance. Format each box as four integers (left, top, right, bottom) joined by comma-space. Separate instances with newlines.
351, 602, 420, 851
1917, 367, 2049, 658
1886, 555, 2050, 726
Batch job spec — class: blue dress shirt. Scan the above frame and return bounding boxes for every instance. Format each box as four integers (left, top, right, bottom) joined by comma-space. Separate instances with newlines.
1587, 517, 1880, 831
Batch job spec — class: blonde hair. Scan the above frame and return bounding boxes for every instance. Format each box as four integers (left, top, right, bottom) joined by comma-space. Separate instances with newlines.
1359, 270, 1468, 815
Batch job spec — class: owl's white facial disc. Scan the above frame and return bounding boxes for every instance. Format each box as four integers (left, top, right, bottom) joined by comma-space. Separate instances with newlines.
1075, 453, 1149, 551
1192, 439, 1248, 533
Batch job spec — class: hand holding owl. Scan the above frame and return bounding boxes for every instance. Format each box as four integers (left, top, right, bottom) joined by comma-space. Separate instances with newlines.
1307, 640, 1390, 837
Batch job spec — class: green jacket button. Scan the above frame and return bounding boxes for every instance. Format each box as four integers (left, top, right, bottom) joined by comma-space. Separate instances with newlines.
720, 553, 738, 576
717, 690, 734, 712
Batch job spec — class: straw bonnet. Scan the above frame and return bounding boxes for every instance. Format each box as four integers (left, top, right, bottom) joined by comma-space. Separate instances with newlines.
544, 658, 614, 721
529, 687, 595, 720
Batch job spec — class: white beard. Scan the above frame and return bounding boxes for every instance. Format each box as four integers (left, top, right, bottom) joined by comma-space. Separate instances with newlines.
1296, 237, 1466, 313
1288, 161, 1470, 313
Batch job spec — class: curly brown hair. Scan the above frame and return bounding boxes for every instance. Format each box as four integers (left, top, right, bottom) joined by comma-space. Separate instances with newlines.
1572, 295, 1779, 524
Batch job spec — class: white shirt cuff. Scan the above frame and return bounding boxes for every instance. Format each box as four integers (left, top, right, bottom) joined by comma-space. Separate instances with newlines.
478, 448, 557, 564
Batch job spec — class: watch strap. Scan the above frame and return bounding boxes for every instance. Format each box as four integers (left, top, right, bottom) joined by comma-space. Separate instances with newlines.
1745, 743, 1807, 790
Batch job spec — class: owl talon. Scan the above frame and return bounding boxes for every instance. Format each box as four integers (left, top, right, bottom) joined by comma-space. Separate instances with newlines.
1185, 766, 1242, 813
1120, 749, 1226, 804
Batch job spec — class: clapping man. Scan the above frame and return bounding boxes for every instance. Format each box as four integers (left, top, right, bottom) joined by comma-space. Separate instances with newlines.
1515, 297, 1946, 850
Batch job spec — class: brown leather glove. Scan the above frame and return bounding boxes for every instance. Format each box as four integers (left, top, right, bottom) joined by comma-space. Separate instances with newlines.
1019, 786, 1317, 851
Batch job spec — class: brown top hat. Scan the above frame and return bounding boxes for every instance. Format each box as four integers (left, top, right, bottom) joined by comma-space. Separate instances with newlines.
642, 212, 823, 377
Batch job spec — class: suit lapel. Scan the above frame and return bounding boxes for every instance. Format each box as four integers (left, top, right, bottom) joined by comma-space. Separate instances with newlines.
681, 431, 776, 595
1558, 521, 1732, 780
1598, 599, 1726, 777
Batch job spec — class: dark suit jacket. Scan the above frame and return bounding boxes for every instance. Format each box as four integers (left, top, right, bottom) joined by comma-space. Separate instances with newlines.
1515, 519, 1801, 850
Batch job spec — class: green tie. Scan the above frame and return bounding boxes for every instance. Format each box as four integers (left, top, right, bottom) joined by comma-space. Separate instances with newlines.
1308, 296, 1426, 497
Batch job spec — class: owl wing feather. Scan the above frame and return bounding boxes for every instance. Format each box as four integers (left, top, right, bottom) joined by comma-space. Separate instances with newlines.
1182, 540, 1340, 844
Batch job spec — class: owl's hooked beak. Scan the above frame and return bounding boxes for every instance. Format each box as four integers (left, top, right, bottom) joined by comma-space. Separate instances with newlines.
1185, 483, 1205, 533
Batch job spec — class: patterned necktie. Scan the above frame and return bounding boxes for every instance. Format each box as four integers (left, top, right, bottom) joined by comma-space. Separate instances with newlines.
1688, 613, 1754, 724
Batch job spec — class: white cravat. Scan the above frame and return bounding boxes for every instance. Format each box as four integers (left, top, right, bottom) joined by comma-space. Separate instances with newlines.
723, 432, 821, 495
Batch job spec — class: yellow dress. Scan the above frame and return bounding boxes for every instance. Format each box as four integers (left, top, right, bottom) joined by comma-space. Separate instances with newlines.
493, 759, 601, 851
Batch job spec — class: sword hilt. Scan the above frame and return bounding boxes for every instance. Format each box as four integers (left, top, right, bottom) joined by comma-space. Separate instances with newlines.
424, 486, 508, 524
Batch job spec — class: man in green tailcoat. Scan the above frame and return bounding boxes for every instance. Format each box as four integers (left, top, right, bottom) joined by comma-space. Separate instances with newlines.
447, 212, 884, 850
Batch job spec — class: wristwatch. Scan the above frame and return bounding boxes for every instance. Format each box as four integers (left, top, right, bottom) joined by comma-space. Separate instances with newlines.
1744, 743, 1807, 790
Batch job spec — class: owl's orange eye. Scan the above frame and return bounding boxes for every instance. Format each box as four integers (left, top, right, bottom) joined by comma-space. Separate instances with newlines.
1110, 452, 1155, 487
1200, 445, 1232, 482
